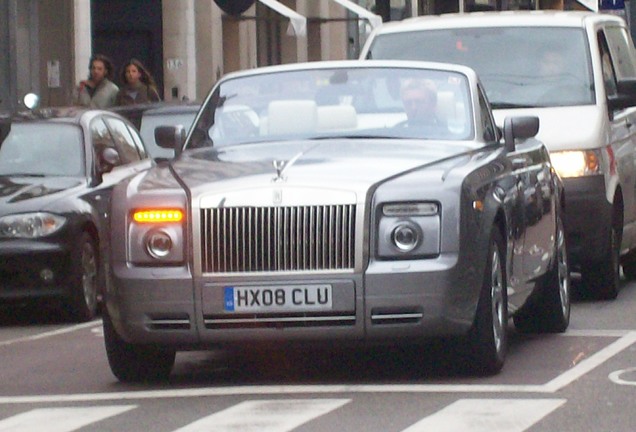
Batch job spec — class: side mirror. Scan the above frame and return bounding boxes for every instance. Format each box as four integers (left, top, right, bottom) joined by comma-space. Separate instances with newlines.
609, 78, 636, 111
99, 147, 120, 174
617, 78, 636, 95
608, 94, 636, 111
155, 125, 186, 157
503, 116, 539, 152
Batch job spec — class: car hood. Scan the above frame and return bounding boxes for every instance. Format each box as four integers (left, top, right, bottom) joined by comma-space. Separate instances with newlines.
493, 105, 605, 152
0, 175, 84, 214
166, 139, 478, 195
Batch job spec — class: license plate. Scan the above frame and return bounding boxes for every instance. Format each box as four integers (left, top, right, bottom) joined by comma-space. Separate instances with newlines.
224, 284, 332, 312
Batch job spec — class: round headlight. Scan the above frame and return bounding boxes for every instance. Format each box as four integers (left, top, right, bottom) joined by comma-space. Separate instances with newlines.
392, 223, 420, 252
145, 230, 173, 258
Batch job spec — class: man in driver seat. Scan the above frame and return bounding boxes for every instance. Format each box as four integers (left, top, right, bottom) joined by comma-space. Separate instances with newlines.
400, 79, 447, 133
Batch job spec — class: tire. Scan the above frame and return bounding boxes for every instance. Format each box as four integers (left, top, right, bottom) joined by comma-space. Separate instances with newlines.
103, 310, 176, 383
64, 232, 99, 322
514, 214, 570, 333
621, 250, 636, 280
467, 228, 508, 375
581, 222, 621, 300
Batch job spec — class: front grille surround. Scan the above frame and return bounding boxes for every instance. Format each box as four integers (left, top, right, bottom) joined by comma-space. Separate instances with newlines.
200, 204, 356, 273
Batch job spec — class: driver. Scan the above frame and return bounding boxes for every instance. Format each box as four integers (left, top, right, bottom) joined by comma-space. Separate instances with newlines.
538, 48, 566, 78
400, 79, 447, 131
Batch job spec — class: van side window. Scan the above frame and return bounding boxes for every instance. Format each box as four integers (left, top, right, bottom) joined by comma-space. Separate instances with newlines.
478, 85, 497, 142
604, 25, 636, 79
598, 31, 618, 98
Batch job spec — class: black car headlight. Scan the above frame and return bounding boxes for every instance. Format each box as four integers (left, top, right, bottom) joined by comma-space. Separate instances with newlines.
129, 208, 185, 264
0, 212, 66, 238
378, 202, 440, 258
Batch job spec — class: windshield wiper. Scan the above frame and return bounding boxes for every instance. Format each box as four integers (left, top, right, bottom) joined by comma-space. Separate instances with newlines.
0, 172, 47, 177
309, 134, 390, 140
490, 102, 536, 109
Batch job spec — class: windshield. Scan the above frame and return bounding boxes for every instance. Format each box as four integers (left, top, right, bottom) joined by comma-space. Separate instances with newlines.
367, 27, 594, 108
186, 66, 474, 149
0, 123, 85, 176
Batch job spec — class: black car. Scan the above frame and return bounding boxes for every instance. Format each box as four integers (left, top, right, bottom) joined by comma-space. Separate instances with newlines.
112, 102, 199, 161
0, 101, 153, 321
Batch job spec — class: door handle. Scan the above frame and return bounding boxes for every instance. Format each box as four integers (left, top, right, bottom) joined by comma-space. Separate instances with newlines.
511, 157, 527, 169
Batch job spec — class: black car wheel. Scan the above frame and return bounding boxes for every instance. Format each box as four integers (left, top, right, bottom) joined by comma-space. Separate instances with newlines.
467, 227, 508, 375
103, 310, 176, 383
514, 213, 570, 333
65, 232, 99, 322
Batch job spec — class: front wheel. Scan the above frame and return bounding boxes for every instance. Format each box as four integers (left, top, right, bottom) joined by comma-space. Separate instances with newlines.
467, 228, 508, 375
64, 232, 99, 322
514, 214, 570, 333
103, 310, 176, 383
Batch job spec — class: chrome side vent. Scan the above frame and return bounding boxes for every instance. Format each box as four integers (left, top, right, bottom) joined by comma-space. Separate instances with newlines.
146, 313, 191, 330
200, 205, 356, 273
371, 308, 423, 325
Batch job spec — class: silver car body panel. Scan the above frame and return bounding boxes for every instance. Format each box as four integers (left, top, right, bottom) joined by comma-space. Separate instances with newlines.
106, 60, 561, 349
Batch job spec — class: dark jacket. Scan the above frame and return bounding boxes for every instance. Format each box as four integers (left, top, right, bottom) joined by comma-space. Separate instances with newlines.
116, 83, 161, 106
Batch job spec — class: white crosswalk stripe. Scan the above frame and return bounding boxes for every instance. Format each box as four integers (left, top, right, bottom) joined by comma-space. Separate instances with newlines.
0, 405, 136, 432
0, 398, 565, 431
173, 399, 350, 432
401, 399, 566, 432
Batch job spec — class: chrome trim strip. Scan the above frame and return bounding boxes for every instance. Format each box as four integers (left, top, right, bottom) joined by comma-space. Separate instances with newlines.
204, 315, 356, 324
370, 313, 424, 320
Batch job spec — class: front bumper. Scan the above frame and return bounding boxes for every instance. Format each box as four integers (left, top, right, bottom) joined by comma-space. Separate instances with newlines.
106, 252, 479, 350
561, 175, 612, 266
0, 239, 71, 299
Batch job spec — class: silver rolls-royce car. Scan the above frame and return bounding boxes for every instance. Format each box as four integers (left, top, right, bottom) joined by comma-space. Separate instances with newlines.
103, 60, 570, 382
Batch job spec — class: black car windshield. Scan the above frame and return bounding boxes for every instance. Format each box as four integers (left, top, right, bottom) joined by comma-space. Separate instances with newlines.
186, 66, 474, 149
0, 123, 84, 176
367, 27, 595, 108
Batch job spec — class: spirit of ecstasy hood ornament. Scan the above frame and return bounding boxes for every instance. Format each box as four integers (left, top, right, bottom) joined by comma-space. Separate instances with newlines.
271, 148, 315, 183
272, 160, 287, 182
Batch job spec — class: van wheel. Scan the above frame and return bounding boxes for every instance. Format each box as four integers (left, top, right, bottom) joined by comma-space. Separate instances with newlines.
466, 228, 508, 375
621, 250, 636, 280
103, 310, 176, 383
582, 223, 621, 300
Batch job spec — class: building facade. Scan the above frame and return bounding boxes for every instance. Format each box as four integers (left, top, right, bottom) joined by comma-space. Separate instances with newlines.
0, 0, 626, 112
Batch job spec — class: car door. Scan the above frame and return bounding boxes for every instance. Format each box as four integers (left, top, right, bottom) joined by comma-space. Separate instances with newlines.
477, 85, 529, 300
516, 142, 556, 281
602, 25, 636, 250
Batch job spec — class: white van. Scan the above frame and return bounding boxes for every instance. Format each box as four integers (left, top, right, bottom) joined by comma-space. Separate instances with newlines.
360, 11, 636, 299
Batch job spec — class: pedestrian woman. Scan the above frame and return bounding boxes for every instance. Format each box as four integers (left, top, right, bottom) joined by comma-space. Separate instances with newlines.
77, 54, 119, 109
116, 58, 161, 106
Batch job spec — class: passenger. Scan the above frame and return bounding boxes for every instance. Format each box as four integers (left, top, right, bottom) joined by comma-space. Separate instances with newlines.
116, 58, 161, 106
77, 54, 119, 109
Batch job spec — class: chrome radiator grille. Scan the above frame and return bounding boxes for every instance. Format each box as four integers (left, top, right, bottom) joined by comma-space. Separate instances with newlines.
200, 205, 356, 273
